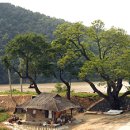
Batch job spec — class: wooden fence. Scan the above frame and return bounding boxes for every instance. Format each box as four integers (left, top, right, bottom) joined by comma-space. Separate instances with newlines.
14, 124, 69, 130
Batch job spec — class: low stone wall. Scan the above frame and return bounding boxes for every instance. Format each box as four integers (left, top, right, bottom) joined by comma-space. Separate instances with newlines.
87, 98, 110, 112
121, 97, 130, 110
71, 96, 99, 109
87, 97, 130, 112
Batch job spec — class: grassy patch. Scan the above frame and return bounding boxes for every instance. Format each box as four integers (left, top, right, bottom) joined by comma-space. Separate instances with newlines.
0, 127, 10, 130
0, 112, 10, 130
72, 92, 100, 99
0, 89, 36, 95
0, 88, 101, 100
0, 113, 10, 122
59, 92, 100, 100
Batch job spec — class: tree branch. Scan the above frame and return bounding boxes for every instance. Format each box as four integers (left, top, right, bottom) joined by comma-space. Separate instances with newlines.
120, 91, 130, 99
85, 77, 108, 99
102, 43, 116, 59
116, 78, 123, 93
77, 37, 90, 60
59, 69, 70, 87
12, 66, 27, 79
69, 39, 90, 61
107, 83, 111, 95
96, 36, 102, 59
11, 66, 41, 94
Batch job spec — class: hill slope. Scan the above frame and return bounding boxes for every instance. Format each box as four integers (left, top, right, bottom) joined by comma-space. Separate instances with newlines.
0, 3, 65, 84
0, 3, 65, 42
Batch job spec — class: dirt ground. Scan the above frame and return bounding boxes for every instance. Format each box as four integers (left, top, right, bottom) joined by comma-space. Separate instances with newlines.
0, 81, 129, 93
3, 112, 130, 130
71, 111, 130, 130
0, 123, 11, 130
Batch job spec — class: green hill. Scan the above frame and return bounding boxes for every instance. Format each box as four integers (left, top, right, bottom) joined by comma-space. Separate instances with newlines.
0, 3, 65, 84
0, 3, 65, 41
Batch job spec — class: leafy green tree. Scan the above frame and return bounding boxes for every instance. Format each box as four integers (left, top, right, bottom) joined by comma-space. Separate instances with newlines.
2, 33, 50, 94
50, 35, 82, 100
53, 20, 130, 109
0, 3, 65, 83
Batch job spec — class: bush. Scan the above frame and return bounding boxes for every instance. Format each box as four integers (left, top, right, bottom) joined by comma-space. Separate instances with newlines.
0, 107, 5, 112
54, 83, 66, 93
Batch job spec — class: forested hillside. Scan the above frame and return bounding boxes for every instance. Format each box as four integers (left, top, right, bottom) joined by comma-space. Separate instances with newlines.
0, 3, 65, 84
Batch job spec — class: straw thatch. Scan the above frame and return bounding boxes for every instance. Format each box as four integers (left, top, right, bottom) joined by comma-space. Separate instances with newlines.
19, 93, 79, 112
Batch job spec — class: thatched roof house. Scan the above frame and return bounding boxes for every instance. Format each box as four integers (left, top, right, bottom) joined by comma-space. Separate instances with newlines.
22, 93, 78, 111
17, 93, 79, 123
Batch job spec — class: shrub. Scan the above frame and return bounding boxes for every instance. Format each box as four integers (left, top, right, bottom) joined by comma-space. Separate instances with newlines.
54, 83, 66, 93
0, 107, 5, 113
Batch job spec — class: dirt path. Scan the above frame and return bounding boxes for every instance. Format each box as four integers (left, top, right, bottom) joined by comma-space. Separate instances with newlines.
71, 112, 130, 130
118, 122, 130, 130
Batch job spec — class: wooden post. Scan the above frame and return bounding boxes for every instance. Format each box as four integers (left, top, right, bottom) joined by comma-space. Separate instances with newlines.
71, 108, 73, 117
19, 58, 23, 92
53, 111, 56, 123
20, 77, 23, 92
8, 69, 12, 97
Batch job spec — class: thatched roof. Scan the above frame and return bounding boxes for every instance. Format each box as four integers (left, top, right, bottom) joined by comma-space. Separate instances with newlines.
18, 93, 79, 112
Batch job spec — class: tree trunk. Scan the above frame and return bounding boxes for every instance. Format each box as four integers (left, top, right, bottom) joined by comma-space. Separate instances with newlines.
107, 78, 123, 110
59, 70, 71, 100
11, 66, 41, 95
85, 78, 123, 110
24, 77, 41, 94
66, 85, 71, 100
108, 94, 121, 110
33, 83, 41, 94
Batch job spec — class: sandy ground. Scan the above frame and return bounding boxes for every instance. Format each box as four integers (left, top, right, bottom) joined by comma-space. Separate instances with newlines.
71, 111, 130, 130
0, 81, 129, 93
3, 112, 130, 130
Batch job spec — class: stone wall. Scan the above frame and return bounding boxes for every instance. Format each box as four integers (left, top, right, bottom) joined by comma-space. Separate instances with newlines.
71, 96, 99, 109
87, 98, 110, 112
87, 97, 130, 112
